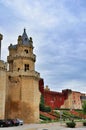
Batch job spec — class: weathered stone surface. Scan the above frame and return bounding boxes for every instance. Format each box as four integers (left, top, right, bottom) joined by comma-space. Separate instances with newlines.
0, 30, 40, 123
0, 60, 7, 119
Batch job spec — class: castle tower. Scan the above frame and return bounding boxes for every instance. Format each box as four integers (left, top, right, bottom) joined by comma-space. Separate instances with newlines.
0, 34, 7, 119
6, 29, 40, 123
0, 34, 3, 60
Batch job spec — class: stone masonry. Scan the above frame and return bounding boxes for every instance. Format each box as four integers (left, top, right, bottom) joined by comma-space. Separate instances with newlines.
0, 29, 41, 123
0, 60, 7, 119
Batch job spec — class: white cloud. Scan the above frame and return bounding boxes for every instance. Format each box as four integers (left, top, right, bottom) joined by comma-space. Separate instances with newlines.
58, 80, 86, 93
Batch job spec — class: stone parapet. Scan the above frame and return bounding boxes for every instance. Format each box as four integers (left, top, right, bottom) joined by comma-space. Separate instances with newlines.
0, 60, 7, 70
7, 53, 36, 62
8, 70, 40, 79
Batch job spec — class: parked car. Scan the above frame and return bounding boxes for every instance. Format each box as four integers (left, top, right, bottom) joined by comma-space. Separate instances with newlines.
12, 119, 19, 126
0, 120, 5, 127
0, 119, 12, 127
5, 119, 12, 127
9, 118, 23, 126
0, 118, 23, 127
6, 119, 18, 126
16, 119, 24, 125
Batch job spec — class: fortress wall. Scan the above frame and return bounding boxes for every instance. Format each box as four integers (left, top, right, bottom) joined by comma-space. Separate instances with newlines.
0, 61, 7, 119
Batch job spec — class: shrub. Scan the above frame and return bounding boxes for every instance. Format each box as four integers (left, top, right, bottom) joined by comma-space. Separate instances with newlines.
44, 106, 51, 112
40, 103, 51, 112
82, 101, 86, 114
40, 94, 51, 112
40, 114, 51, 121
40, 103, 45, 111
83, 121, 86, 126
66, 121, 76, 128
55, 108, 70, 110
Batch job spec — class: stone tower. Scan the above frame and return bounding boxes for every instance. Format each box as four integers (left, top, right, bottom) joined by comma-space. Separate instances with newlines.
6, 29, 40, 123
0, 34, 3, 60
0, 34, 7, 119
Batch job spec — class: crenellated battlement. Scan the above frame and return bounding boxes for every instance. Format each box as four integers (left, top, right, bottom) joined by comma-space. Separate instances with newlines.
0, 60, 7, 70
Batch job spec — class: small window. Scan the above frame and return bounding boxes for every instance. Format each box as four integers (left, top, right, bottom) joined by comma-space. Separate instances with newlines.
18, 68, 20, 71
24, 49, 28, 54
25, 38, 27, 41
24, 64, 29, 71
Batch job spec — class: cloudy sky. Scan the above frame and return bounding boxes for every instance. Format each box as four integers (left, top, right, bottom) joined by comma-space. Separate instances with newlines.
0, 0, 86, 93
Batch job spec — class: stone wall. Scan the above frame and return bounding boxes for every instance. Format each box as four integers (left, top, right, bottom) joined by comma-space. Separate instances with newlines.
6, 72, 40, 123
0, 60, 7, 119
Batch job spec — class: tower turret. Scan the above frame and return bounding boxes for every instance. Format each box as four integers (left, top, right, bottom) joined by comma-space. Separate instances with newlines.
0, 34, 3, 60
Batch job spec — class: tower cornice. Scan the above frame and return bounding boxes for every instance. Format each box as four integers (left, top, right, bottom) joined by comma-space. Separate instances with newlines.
7, 70, 40, 79
7, 53, 36, 62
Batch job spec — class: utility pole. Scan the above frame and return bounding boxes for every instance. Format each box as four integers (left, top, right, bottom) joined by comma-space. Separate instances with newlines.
0, 34, 3, 60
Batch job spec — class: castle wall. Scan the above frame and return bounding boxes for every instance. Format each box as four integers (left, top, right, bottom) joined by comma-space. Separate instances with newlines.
6, 74, 40, 123
72, 91, 82, 109
21, 76, 40, 123
61, 91, 72, 109
0, 60, 7, 119
39, 87, 83, 110
43, 90, 65, 109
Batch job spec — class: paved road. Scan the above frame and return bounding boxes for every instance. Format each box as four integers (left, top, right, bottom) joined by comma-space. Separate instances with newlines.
0, 122, 86, 130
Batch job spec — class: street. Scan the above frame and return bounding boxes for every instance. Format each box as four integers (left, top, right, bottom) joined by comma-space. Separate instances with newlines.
0, 122, 86, 130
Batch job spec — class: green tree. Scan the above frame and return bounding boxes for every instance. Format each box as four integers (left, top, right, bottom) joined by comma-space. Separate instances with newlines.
39, 94, 51, 112
40, 94, 45, 105
40, 94, 45, 111
82, 101, 86, 114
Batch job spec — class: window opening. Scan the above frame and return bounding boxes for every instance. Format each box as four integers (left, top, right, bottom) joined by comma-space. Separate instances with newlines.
24, 49, 28, 54
24, 64, 29, 71
25, 38, 27, 41
18, 68, 20, 71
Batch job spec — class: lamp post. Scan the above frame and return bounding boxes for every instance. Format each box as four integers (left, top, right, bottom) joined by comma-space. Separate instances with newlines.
60, 111, 63, 125
71, 100, 75, 121
0, 34, 3, 60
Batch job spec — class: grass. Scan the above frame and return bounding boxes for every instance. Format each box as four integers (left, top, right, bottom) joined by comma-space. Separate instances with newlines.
40, 109, 86, 124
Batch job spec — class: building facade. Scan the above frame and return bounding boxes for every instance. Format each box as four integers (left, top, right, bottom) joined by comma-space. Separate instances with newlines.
62, 90, 82, 109
0, 29, 41, 123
